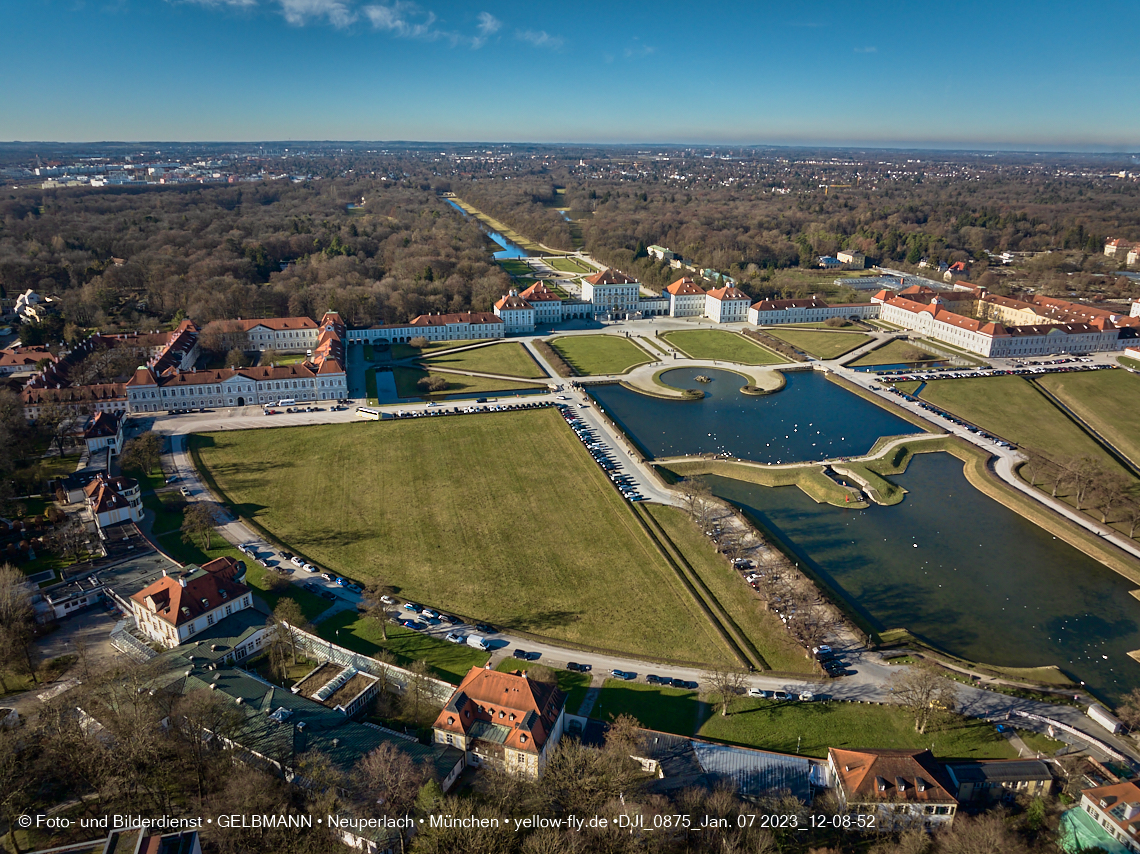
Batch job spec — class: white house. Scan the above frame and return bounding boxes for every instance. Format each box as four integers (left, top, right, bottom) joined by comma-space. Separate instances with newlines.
519, 281, 567, 325
665, 276, 707, 317
201, 317, 320, 353
82, 411, 123, 456
129, 558, 255, 648
704, 286, 752, 323
493, 289, 537, 333
748, 297, 879, 325
829, 748, 957, 831
83, 473, 143, 529
582, 269, 641, 318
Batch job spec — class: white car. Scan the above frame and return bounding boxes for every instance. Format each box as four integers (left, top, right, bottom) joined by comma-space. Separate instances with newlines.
290, 556, 305, 567
380, 595, 396, 605
747, 688, 769, 698
304, 563, 319, 573
445, 632, 466, 644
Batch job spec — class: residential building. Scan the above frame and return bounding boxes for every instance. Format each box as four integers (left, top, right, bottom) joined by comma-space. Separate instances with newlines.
818, 256, 842, 270
1132, 300, 1140, 318
126, 312, 347, 412
582, 269, 641, 318
81, 411, 123, 455
433, 666, 566, 779
944, 759, 1053, 804
129, 558, 254, 648
748, 296, 879, 326
519, 281, 568, 324
83, 473, 143, 530
109, 319, 200, 372
348, 312, 505, 346
704, 286, 752, 323
837, 250, 867, 269
1129, 247, 1140, 267
1106, 238, 1130, 258
872, 284, 1134, 357
1080, 781, 1140, 853
0, 345, 55, 377
494, 289, 537, 333
665, 276, 708, 317
647, 245, 675, 261
943, 261, 969, 282
14, 289, 57, 324
828, 748, 958, 830
200, 316, 320, 353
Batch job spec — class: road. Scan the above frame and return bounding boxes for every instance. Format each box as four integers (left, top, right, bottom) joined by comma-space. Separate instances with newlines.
130, 326, 1140, 765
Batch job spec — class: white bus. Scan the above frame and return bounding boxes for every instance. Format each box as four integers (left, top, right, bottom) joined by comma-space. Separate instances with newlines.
277, 398, 296, 406
356, 406, 381, 421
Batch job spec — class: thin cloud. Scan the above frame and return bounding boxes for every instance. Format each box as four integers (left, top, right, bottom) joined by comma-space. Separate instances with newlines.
516, 28, 562, 49
178, 0, 258, 7
624, 41, 654, 59
472, 10, 500, 48
277, 0, 356, 26
854, 46, 877, 53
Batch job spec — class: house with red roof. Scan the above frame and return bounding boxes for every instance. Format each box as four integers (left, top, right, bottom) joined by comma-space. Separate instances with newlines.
748, 296, 878, 326
519, 280, 571, 324
704, 286, 752, 323
665, 276, 708, 317
828, 748, 958, 830
1105, 238, 1131, 258
433, 666, 566, 779
582, 268, 643, 319
81, 410, 123, 455
83, 472, 143, 529
493, 289, 537, 333
129, 558, 254, 648
1080, 780, 1140, 852
200, 315, 320, 353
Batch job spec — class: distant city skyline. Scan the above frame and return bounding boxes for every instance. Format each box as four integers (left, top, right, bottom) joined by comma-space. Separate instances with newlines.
2, 0, 1138, 150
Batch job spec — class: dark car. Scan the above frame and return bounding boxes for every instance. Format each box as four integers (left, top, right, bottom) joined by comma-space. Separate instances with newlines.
404, 601, 425, 611
475, 623, 496, 634
319, 590, 336, 600
401, 619, 427, 630
610, 670, 636, 680
646, 674, 664, 685
567, 662, 592, 672
281, 552, 294, 561
441, 614, 462, 625
513, 649, 530, 659
678, 680, 698, 690
303, 581, 319, 592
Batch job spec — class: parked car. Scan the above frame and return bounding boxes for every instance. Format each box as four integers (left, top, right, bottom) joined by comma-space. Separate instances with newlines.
440, 614, 461, 625
474, 623, 496, 634
290, 556, 305, 567
321, 572, 334, 581
513, 649, 530, 659
404, 602, 424, 611
334, 577, 348, 586
773, 691, 790, 701
646, 674, 664, 685
380, 595, 396, 605
678, 680, 698, 690
567, 662, 591, 672
180, 487, 191, 496
319, 590, 336, 601
446, 632, 466, 644
610, 670, 636, 680
346, 583, 362, 594
303, 582, 319, 593
401, 619, 426, 630
421, 608, 440, 619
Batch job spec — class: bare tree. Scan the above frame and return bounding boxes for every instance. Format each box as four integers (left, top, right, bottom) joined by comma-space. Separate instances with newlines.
1116, 688, 1140, 731
362, 577, 397, 641
354, 741, 425, 849
270, 597, 308, 666
120, 431, 162, 475
180, 502, 221, 552
401, 659, 434, 726
0, 563, 38, 687
1056, 455, 1101, 510
702, 667, 747, 717
677, 476, 712, 521
887, 662, 957, 734
1123, 495, 1140, 539
1019, 447, 1055, 489
45, 517, 88, 563
170, 688, 245, 800
1091, 473, 1130, 525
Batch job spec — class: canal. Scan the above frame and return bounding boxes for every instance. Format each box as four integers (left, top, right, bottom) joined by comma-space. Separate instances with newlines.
591, 368, 1140, 701
445, 198, 529, 259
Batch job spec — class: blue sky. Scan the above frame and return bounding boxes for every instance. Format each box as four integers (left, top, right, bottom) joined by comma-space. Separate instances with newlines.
1, 0, 1137, 148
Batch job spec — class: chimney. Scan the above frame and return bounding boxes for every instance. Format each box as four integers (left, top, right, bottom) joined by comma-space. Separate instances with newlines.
178, 575, 187, 588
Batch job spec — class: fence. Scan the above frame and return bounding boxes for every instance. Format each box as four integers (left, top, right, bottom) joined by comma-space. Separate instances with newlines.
285, 624, 456, 704
1010, 710, 1129, 764
110, 623, 157, 662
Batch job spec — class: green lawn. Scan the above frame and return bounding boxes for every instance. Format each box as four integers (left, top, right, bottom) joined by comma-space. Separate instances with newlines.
1016, 729, 1066, 756
264, 353, 307, 365
316, 611, 490, 683
498, 259, 533, 278
699, 699, 1020, 760
1120, 356, 1140, 370
365, 368, 379, 404
494, 660, 592, 715
122, 463, 167, 495
918, 376, 1134, 480
848, 339, 944, 367
777, 321, 857, 330
191, 411, 734, 664
155, 531, 332, 623
1037, 369, 1140, 467
645, 505, 815, 674
391, 339, 485, 360
661, 330, 783, 366
422, 342, 547, 378
39, 454, 82, 478
766, 329, 873, 360
592, 679, 705, 734
363, 343, 376, 361
391, 366, 544, 399
545, 257, 593, 274
549, 335, 652, 375
145, 490, 189, 535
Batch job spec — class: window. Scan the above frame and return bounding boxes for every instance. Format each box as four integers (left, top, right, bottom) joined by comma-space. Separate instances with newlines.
207, 613, 214, 625
225, 604, 232, 616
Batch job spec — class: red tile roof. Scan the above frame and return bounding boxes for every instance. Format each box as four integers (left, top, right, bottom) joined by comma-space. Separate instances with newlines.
519, 281, 563, 302
202, 317, 318, 333
408, 312, 503, 327
131, 566, 250, 628
750, 297, 829, 311
665, 277, 707, 296
706, 286, 751, 301
83, 411, 121, 439
831, 748, 956, 805
495, 293, 533, 310
433, 667, 565, 756
585, 268, 638, 286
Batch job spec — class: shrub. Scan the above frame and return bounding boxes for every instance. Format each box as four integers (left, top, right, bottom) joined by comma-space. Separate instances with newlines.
409, 336, 429, 349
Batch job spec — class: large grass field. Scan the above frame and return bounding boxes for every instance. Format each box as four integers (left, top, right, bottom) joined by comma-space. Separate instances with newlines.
315, 611, 491, 683
661, 330, 783, 365
497, 259, 533, 278
645, 505, 815, 674
918, 375, 1133, 480
390, 339, 483, 360
1037, 369, 1140, 467
548, 335, 652, 375
191, 411, 734, 664
699, 699, 1019, 760
422, 342, 547, 378
592, 679, 704, 734
391, 366, 544, 399
848, 339, 944, 367
766, 329, 873, 360
544, 256, 593, 274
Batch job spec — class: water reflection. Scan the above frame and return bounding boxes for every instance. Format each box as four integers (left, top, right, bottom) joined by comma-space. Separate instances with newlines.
445, 199, 528, 259
712, 454, 1140, 702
